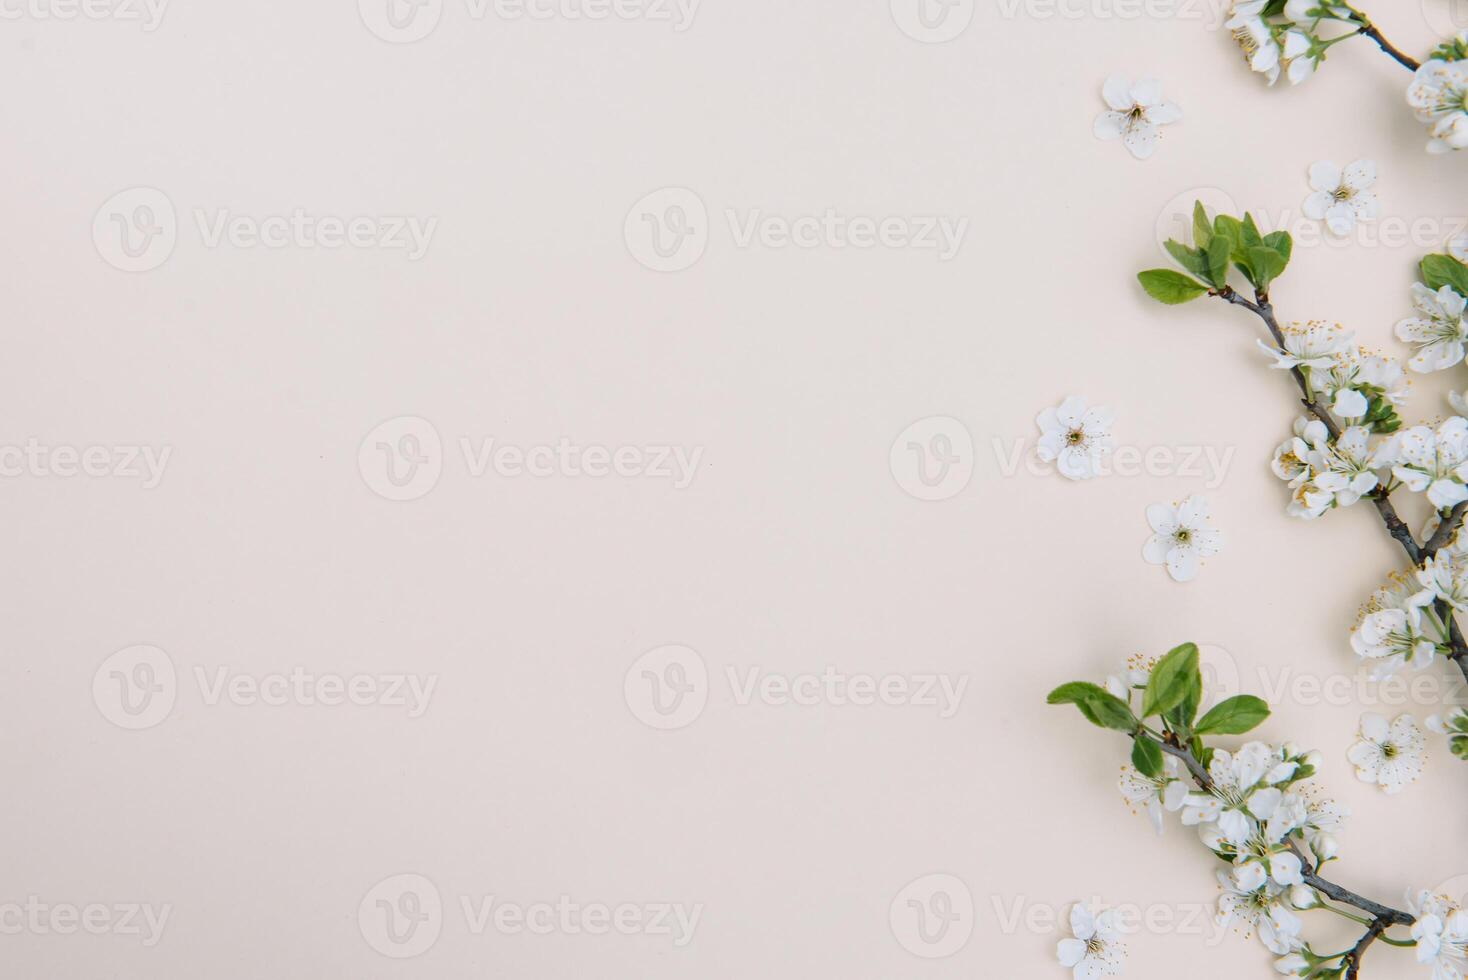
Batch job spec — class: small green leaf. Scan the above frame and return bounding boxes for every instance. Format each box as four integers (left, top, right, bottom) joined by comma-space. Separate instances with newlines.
1205, 236, 1231, 286
1131, 734, 1164, 778
1192, 201, 1212, 249
1138, 270, 1208, 305
1241, 213, 1264, 250
1421, 254, 1468, 297
1212, 215, 1242, 253
1164, 240, 1210, 280
1142, 643, 1200, 718
1263, 230, 1292, 265
1195, 695, 1271, 735
1247, 246, 1287, 291
1046, 681, 1136, 733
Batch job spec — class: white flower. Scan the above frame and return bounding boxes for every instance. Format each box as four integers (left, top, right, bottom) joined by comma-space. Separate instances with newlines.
1056, 902, 1125, 979
1415, 548, 1468, 614
1346, 712, 1425, 793
1351, 572, 1438, 677
1410, 889, 1468, 980
1310, 348, 1407, 420
1036, 396, 1115, 481
1143, 495, 1224, 582
1118, 755, 1189, 834
1271, 417, 1328, 487
1105, 653, 1154, 698
1094, 75, 1182, 160
1181, 742, 1284, 846
1257, 320, 1353, 371
1302, 160, 1378, 236
1273, 951, 1309, 975
1216, 874, 1304, 955
1396, 283, 1468, 373
1227, 1, 1282, 84
1408, 59, 1468, 154
1280, 29, 1320, 85
1387, 416, 1468, 509
1451, 234, 1468, 265
1272, 420, 1384, 520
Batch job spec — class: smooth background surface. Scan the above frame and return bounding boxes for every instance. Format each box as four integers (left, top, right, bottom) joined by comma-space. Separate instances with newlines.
3, 1, 1468, 976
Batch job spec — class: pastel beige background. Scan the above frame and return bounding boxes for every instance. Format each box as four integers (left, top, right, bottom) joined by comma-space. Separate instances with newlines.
2, 0, 1466, 977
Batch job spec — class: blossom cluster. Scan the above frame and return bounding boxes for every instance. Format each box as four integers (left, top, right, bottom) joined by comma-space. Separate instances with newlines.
1226, 0, 1354, 87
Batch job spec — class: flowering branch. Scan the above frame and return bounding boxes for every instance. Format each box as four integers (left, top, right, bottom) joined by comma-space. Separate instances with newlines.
1140, 203, 1468, 736
1049, 645, 1436, 977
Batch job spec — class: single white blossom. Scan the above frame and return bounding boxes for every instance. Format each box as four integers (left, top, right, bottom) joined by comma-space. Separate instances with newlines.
1272, 420, 1384, 520
1346, 712, 1425, 793
1408, 59, 1468, 154
1387, 417, 1468, 509
1181, 742, 1285, 846
1415, 548, 1468, 615
1409, 888, 1468, 980
1257, 320, 1353, 372
1056, 902, 1126, 979
1302, 160, 1379, 236
1273, 951, 1309, 976
1119, 755, 1189, 835
1094, 75, 1182, 160
1216, 874, 1304, 955
1310, 347, 1407, 420
1036, 396, 1115, 481
1396, 283, 1468, 373
1352, 572, 1438, 677
1226, 1, 1283, 84
1143, 495, 1224, 582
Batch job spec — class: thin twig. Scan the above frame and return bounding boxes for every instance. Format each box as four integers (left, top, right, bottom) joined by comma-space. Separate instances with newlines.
1352, 17, 1422, 72
1343, 916, 1392, 978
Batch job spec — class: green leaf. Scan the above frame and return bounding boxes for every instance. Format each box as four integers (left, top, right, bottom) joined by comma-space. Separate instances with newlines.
1141, 643, 1200, 718
1164, 667, 1202, 733
1138, 269, 1208, 305
1046, 682, 1137, 733
1191, 201, 1212, 249
1247, 246, 1287, 291
1164, 240, 1210, 280
1212, 215, 1242, 253
1205, 236, 1231, 286
1241, 213, 1264, 250
1421, 254, 1468, 297
1131, 734, 1164, 778
1195, 695, 1271, 736
1263, 230, 1292, 265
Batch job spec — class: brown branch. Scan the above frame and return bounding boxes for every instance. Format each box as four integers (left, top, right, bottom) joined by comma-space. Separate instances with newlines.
1343, 916, 1392, 979
1351, 16, 1422, 72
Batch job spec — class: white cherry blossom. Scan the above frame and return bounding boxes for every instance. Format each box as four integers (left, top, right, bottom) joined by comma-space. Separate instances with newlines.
1303, 160, 1379, 236
1257, 321, 1353, 372
1408, 59, 1468, 154
1056, 902, 1126, 979
1094, 75, 1182, 160
1143, 495, 1224, 582
1036, 396, 1115, 481
1387, 417, 1468, 509
1396, 283, 1468, 373
1346, 712, 1425, 794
